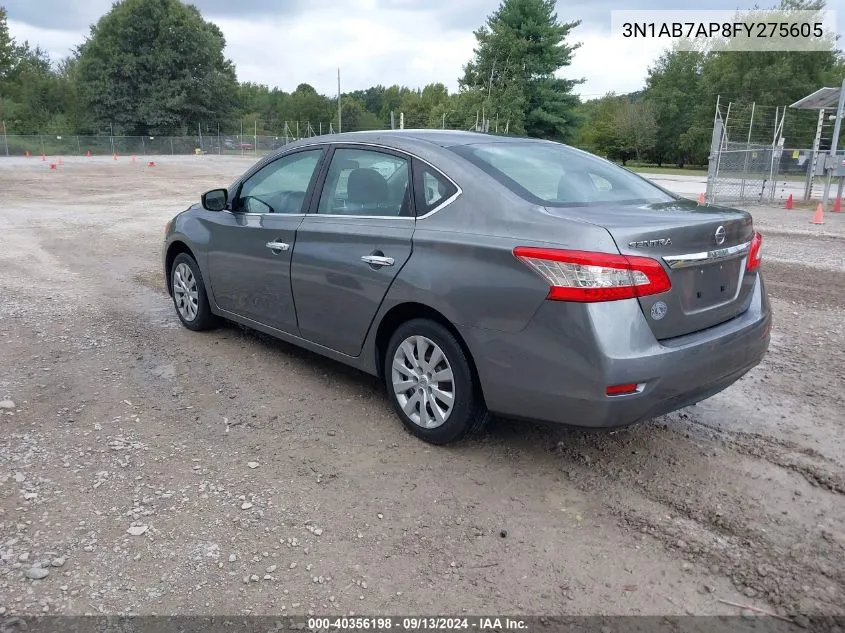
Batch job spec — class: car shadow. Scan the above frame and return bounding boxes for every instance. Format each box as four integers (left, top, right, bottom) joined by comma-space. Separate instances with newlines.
218, 319, 682, 458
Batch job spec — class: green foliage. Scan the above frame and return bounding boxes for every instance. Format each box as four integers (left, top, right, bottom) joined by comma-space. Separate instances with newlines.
460, 0, 582, 140
636, 0, 845, 166
642, 48, 707, 166
3, 0, 845, 171
74, 0, 238, 135
0, 7, 12, 81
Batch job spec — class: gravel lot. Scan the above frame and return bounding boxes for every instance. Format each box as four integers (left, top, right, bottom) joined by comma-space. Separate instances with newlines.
1, 155, 844, 619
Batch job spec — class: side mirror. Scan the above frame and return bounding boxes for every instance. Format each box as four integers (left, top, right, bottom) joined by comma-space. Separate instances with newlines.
202, 188, 228, 211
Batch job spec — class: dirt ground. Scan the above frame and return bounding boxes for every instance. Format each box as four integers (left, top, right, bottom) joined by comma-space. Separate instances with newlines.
1, 155, 844, 620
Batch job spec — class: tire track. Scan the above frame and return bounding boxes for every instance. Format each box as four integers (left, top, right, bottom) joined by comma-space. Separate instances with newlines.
682, 415, 845, 495
542, 424, 845, 613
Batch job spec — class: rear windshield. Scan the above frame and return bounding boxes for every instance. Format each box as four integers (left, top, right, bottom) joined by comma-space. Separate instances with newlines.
452, 142, 676, 207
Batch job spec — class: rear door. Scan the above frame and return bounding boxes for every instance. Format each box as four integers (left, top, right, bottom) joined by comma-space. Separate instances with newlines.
290, 145, 415, 356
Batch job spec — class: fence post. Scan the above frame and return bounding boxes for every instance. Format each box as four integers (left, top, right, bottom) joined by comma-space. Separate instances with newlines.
170, 137, 174, 155
141, 136, 146, 155
2, 120, 8, 157
740, 103, 755, 200
76, 136, 81, 155
712, 102, 731, 205
766, 107, 781, 203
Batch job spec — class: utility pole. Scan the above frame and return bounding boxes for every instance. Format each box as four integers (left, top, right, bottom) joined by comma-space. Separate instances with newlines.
337, 68, 342, 134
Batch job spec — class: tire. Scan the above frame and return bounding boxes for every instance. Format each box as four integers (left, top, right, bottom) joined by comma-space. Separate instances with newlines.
384, 318, 488, 445
170, 253, 218, 331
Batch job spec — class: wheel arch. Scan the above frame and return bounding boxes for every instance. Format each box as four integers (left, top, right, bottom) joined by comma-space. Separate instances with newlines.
373, 302, 486, 405
164, 241, 198, 296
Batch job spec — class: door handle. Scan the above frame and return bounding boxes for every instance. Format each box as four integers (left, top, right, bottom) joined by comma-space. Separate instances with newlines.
266, 241, 290, 252
361, 255, 394, 267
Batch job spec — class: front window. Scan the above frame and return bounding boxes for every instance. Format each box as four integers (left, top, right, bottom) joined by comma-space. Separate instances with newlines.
453, 142, 675, 207
236, 149, 323, 214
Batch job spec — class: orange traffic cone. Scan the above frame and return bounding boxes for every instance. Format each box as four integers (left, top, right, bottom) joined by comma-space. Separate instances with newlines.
25, 150, 31, 159
697, 192, 705, 203
113, 152, 118, 161
41, 154, 46, 161
131, 154, 137, 164
49, 163, 57, 170
58, 156, 63, 165
785, 194, 793, 209
810, 203, 824, 225
148, 161, 156, 167
834, 196, 842, 213
86, 150, 92, 158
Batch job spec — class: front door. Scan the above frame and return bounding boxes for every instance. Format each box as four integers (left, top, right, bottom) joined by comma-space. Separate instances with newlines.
205, 148, 325, 334
291, 146, 415, 356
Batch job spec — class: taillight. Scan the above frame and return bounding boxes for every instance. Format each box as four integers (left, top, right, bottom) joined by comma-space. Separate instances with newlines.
513, 247, 671, 302
746, 231, 762, 272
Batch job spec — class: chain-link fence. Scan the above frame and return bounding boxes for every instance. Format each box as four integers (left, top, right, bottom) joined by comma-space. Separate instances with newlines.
0, 132, 322, 158
705, 99, 845, 205
0, 110, 518, 158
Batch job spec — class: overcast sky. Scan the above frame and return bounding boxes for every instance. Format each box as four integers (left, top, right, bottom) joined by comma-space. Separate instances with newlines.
3, 0, 843, 99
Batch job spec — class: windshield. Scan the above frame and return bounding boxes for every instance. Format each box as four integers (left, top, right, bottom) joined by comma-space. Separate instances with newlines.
453, 142, 676, 207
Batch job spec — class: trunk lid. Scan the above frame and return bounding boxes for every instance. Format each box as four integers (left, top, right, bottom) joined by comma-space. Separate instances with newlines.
545, 199, 756, 340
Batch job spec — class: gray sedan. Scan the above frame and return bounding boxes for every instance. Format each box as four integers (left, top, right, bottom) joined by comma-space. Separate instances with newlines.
163, 130, 771, 445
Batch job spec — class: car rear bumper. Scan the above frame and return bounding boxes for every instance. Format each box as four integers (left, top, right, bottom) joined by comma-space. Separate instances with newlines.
460, 274, 771, 428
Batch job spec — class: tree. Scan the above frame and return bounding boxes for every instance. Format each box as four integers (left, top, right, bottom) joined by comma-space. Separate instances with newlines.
287, 83, 332, 126
577, 93, 626, 160
460, 0, 582, 140
340, 97, 381, 131
75, 0, 238, 135
641, 0, 845, 166
0, 7, 13, 81
643, 48, 706, 166
614, 99, 657, 163
347, 85, 386, 118
378, 84, 411, 123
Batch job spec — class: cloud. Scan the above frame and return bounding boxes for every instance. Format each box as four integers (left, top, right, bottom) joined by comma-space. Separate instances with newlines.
4, 0, 815, 99
6, 20, 84, 57
567, 27, 671, 99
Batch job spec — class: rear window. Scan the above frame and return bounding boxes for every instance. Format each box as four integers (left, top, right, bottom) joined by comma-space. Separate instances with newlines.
453, 142, 676, 207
